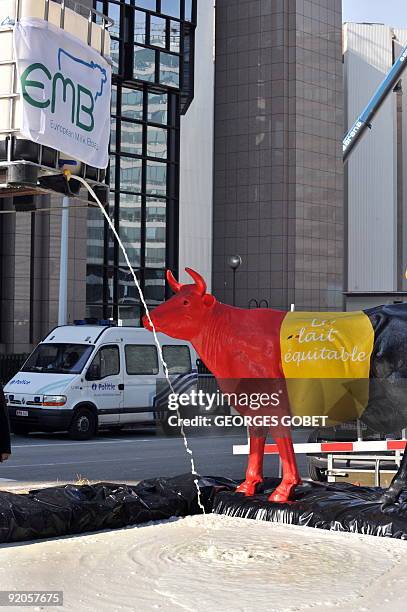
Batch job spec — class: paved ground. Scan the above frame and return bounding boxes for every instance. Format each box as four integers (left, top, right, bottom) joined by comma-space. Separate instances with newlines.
0, 427, 310, 490
3, 430, 403, 612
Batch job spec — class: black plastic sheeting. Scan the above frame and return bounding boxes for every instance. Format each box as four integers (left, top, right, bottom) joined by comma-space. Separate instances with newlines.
213, 478, 407, 540
0, 474, 234, 544
1, 474, 407, 543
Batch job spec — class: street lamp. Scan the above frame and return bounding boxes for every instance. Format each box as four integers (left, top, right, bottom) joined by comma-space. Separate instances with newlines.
227, 255, 242, 306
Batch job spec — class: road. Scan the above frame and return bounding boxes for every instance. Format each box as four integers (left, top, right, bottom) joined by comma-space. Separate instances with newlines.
0, 427, 310, 490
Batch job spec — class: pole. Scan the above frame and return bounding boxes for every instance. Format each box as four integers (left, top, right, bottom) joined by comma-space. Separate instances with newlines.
227, 255, 241, 306
58, 196, 69, 326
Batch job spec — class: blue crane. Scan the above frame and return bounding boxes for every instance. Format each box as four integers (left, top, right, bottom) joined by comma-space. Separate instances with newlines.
343, 43, 407, 162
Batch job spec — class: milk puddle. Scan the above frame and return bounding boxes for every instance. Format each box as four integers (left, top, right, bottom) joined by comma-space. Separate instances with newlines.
72, 176, 204, 511
1, 514, 406, 612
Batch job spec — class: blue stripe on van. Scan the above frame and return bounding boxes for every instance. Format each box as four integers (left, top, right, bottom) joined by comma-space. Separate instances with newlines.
37, 377, 75, 394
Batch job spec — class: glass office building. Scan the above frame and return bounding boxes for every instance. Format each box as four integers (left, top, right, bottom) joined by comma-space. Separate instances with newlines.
87, 0, 196, 325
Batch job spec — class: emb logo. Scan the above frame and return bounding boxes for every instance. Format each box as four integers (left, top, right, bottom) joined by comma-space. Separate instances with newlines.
20, 48, 107, 133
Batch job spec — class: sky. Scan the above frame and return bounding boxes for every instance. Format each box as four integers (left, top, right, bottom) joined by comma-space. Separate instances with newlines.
342, 0, 407, 28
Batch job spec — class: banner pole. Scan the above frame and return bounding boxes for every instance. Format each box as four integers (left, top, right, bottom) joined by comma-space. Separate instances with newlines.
58, 196, 70, 326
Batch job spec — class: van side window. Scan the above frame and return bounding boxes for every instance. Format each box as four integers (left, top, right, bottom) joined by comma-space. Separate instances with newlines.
125, 345, 159, 375
162, 345, 192, 374
89, 345, 120, 379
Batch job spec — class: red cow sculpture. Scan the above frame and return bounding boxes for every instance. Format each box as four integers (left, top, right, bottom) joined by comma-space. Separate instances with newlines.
144, 267, 407, 506
143, 267, 301, 503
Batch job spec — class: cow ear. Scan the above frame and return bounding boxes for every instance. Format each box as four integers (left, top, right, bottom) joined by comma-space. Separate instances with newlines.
202, 294, 216, 308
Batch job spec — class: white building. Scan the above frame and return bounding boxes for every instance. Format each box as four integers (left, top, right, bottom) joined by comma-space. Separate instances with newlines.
179, 0, 214, 289
344, 22, 407, 309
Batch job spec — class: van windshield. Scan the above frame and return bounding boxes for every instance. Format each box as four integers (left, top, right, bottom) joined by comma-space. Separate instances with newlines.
21, 344, 94, 374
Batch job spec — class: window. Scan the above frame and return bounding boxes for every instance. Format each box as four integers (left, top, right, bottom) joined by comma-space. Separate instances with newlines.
135, 11, 146, 44
119, 157, 142, 192
111, 85, 117, 114
147, 126, 167, 158
87, 200, 105, 303
118, 305, 141, 327
110, 116, 117, 151
125, 345, 159, 374
118, 267, 140, 302
95, 1, 104, 20
120, 193, 142, 222
87, 207, 105, 260
146, 160, 167, 195
133, 0, 156, 9
145, 196, 166, 268
119, 221, 141, 267
150, 15, 167, 48
86, 264, 104, 303
170, 21, 180, 52
146, 226, 165, 241
111, 39, 120, 74
134, 46, 156, 82
109, 155, 116, 186
107, 2, 121, 37
89, 345, 120, 379
145, 247, 165, 268
121, 122, 143, 155
162, 345, 191, 374
159, 52, 180, 87
184, 0, 193, 22
21, 344, 94, 375
146, 197, 166, 222
148, 92, 168, 124
161, 0, 180, 19
144, 269, 165, 300
121, 88, 143, 120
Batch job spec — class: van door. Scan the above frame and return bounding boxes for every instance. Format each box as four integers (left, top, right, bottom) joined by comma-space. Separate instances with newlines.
84, 344, 123, 425
121, 344, 159, 424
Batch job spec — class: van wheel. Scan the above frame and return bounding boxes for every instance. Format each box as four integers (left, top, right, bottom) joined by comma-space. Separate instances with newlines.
160, 415, 181, 437
11, 423, 30, 436
69, 408, 96, 441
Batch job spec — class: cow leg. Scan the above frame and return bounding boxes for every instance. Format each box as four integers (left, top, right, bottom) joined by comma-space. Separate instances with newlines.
268, 435, 301, 503
380, 447, 407, 506
236, 431, 265, 496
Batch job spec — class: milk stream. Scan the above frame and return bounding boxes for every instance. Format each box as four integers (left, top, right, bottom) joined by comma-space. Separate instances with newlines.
71, 176, 205, 513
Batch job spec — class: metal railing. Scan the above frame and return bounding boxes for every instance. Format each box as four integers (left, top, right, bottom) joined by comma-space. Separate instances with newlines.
327, 453, 403, 487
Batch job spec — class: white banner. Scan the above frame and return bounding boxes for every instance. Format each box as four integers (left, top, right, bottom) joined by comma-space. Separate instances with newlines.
13, 18, 111, 169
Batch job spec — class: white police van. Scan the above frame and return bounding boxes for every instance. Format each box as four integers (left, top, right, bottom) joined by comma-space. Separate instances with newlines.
4, 322, 197, 440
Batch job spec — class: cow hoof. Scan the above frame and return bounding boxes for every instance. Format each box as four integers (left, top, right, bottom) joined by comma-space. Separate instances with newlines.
236, 479, 263, 496
380, 481, 406, 508
268, 479, 301, 503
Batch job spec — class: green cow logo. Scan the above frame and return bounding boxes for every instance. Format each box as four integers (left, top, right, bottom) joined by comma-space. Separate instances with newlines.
21, 48, 108, 133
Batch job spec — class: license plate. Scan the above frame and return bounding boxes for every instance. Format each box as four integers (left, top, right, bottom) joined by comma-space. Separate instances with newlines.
16, 410, 28, 417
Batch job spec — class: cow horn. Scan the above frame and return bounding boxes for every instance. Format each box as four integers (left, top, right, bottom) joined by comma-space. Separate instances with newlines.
166, 270, 182, 293
185, 267, 206, 296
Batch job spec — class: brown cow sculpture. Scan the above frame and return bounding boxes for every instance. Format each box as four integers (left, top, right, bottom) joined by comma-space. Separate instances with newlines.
143, 267, 407, 506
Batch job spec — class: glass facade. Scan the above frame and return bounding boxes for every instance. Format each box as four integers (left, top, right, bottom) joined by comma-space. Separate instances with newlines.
87, 0, 196, 324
